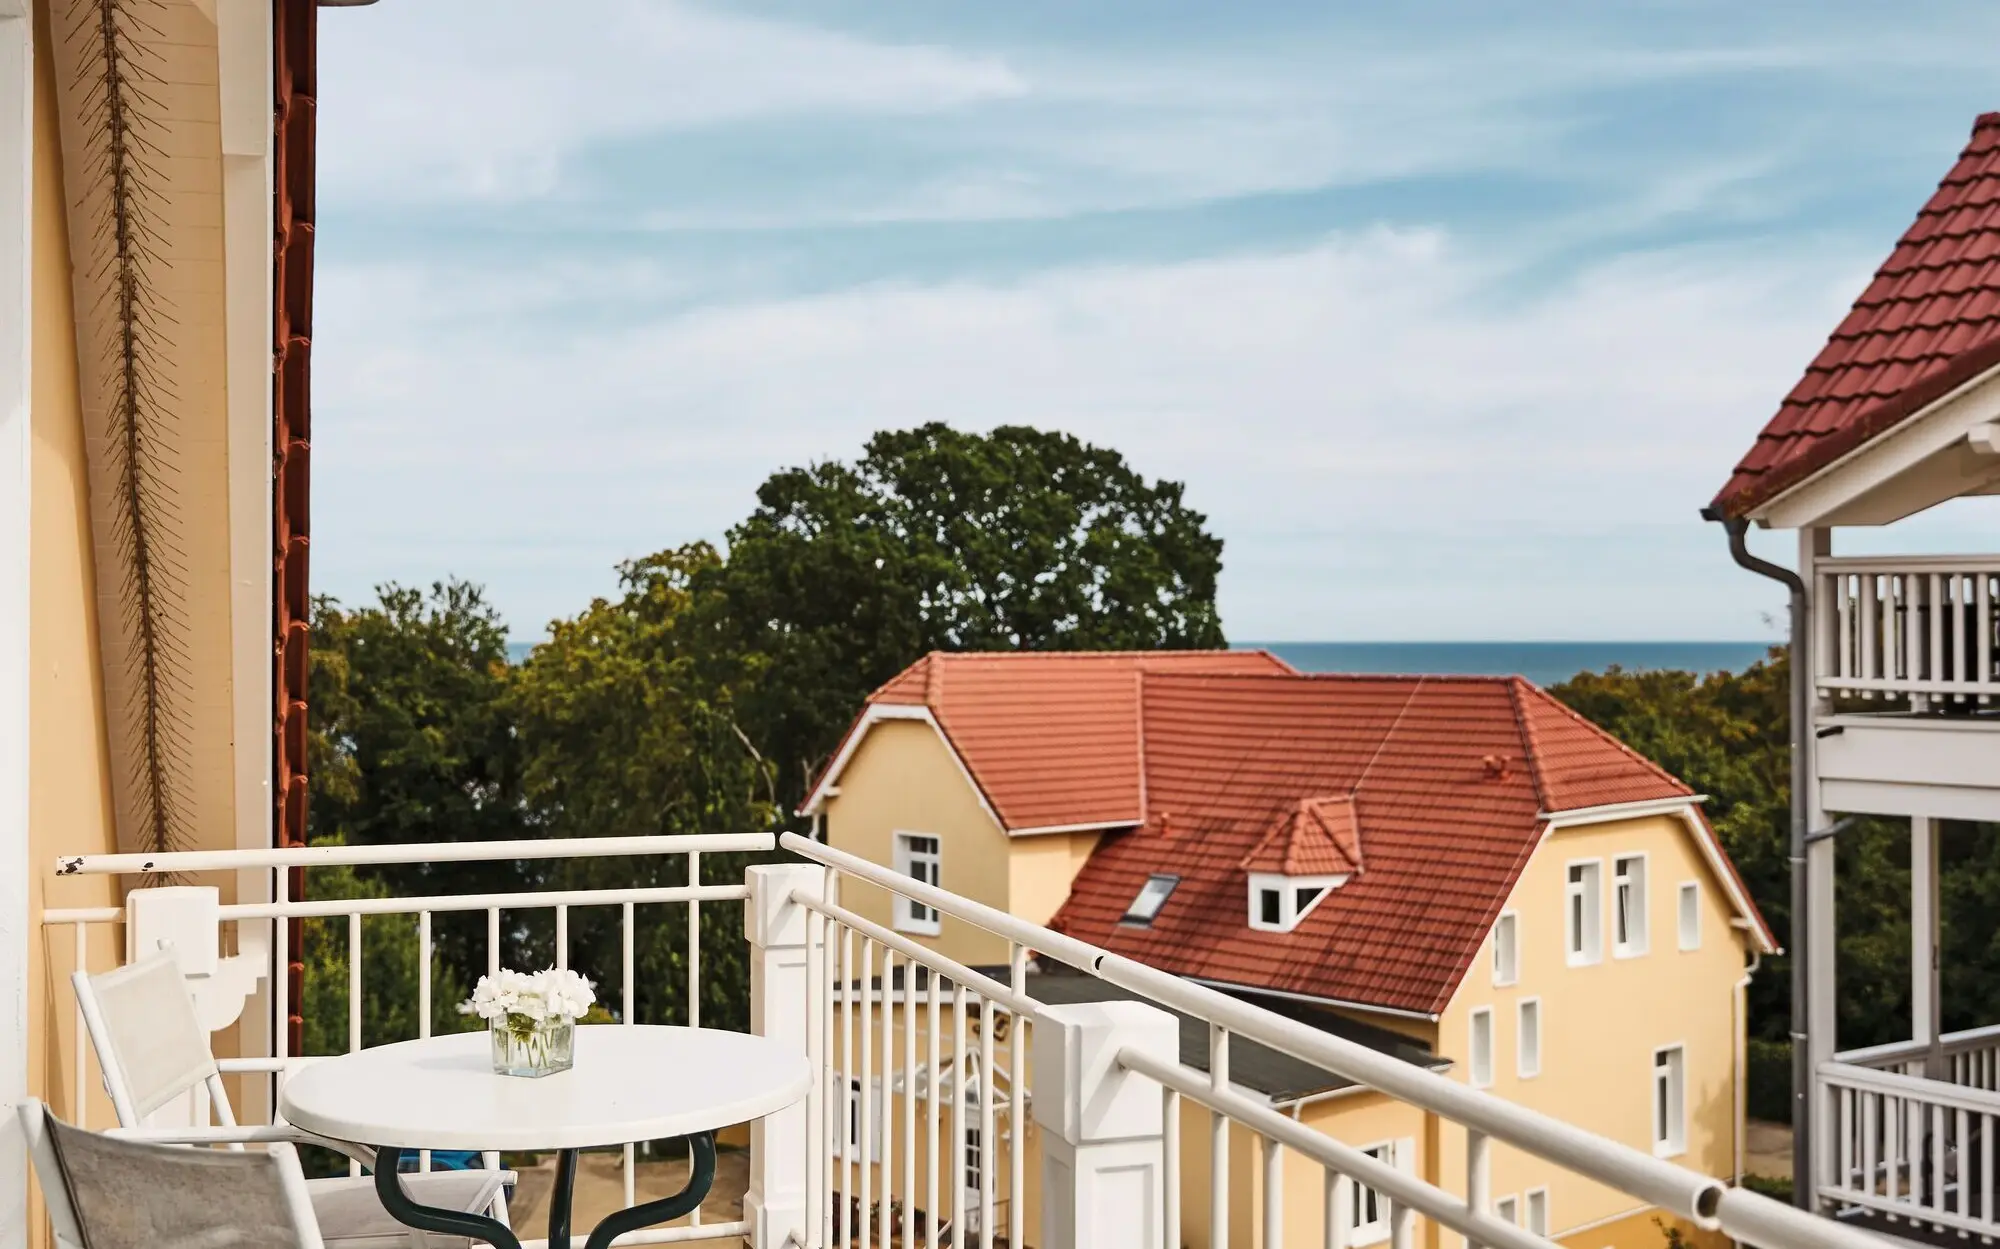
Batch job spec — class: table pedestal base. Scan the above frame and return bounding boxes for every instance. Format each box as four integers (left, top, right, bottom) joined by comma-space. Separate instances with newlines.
373, 1135, 717, 1249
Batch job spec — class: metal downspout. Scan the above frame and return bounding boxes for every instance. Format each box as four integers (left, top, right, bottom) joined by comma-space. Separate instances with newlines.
1704, 506, 1810, 1208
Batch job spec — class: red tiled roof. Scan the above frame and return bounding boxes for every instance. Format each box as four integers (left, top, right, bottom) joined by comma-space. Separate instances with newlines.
1713, 112, 2000, 518
1240, 795, 1363, 876
806, 650, 1296, 830
1050, 673, 1706, 1016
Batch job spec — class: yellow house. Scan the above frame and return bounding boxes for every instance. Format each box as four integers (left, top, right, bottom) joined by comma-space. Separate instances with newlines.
5, 0, 320, 1237
802, 652, 1778, 1249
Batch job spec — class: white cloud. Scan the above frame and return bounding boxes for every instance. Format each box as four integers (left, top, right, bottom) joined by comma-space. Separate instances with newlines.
315, 0, 1025, 202
310, 228, 1862, 640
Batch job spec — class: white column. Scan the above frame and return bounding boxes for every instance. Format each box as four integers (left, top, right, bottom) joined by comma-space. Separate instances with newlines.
0, 5, 32, 1246
1033, 999, 1179, 1249
1801, 528, 1838, 1209
744, 863, 826, 1249
215, 0, 275, 1125
1912, 815, 1941, 1076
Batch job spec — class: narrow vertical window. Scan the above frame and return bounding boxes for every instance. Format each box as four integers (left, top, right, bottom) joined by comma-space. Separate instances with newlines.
1678, 881, 1702, 951
1525, 1189, 1548, 1236
1614, 854, 1649, 957
893, 832, 941, 935
1654, 1046, 1687, 1156
1346, 1141, 1408, 1244
1517, 999, 1542, 1079
1470, 1007, 1495, 1088
1566, 861, 1603, 965
1492, 912, 1519, 987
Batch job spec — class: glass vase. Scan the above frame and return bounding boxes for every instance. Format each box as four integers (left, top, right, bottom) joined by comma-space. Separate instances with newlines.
490, 1015, 574, 1078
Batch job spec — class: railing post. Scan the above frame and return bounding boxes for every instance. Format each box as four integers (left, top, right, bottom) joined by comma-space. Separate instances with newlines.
1033, 1000, 1179, 1249
744, 863, 827, 1249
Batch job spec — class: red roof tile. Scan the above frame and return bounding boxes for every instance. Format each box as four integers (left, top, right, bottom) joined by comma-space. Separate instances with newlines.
1050, 674, 1707, 1016
1241, 796, 1363, 876
806, 650, 1296, 831
1714, 113, 2000, 517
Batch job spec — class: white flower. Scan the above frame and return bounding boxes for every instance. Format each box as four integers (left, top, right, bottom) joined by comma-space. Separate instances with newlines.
461, 967, 594, 1023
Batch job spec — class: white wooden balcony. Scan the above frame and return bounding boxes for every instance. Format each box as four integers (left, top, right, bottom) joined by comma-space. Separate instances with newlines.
1820, 1026, 2000, 1243
1815, 556, 2000, 707
31, 832, 1861, 1249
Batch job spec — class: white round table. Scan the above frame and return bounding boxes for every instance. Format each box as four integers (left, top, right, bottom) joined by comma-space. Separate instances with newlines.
280, 1025, 809, 1249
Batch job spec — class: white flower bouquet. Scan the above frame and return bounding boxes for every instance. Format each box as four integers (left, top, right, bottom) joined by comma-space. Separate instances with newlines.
462, 968, 595, 1077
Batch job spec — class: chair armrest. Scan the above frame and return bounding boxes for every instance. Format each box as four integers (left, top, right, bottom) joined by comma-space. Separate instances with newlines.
106, 1123, 378, 1169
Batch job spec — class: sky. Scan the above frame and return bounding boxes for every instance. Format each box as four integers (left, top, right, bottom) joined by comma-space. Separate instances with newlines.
309, 1, 2000, 644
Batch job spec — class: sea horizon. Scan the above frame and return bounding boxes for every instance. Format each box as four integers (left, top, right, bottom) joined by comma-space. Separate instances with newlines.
502, 638, 1773, 688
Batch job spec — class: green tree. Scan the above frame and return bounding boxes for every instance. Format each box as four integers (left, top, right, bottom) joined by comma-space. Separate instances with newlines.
299, 856, 476, 1056
308, 582, 535, 996
703, 423, 1228, 809
512, 544, 779, 1030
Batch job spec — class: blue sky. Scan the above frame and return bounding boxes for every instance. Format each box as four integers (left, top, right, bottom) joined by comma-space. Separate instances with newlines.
309, 1, 2000, 643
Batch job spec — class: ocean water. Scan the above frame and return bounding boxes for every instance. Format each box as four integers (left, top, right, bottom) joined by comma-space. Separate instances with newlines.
506, 639, 1774, 687
1244, 641, 1774, 688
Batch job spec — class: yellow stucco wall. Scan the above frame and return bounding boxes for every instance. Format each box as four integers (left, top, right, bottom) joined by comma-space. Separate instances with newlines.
1007, 829, 1101, 930
823, 719, 1015, 968
26, 7, 125, 1242
1434, 812, 1753, 1245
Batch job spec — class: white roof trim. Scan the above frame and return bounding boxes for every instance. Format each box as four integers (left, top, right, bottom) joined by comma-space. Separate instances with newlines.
797, 702, 1005, 832
1541, 797, 1777, 955
1752, 359, 2000, 529
1007, 819, 1137, 838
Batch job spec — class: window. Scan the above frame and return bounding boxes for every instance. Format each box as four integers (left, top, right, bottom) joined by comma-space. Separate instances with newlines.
1345, 1139, 1411, 1245
1566, 860, 1603, 965
962, 1074, 985, 1220
1653, 1046, 1687, 1156
1525, 1188, 1548, 1237
893, 833, 941, 935
1495, 1196, 1518, 1226
1259, 887, 1283, 927
1492, 912, 1519, 987
1678, 881, 1702, 951
839, 1078, 884, 1162
1246, 872, 1346, 933
1517, 999, 1542, 1079
1469, 1007, 1495, 1088
1614, 855, 1649, 957
1123, 874, 1180, 925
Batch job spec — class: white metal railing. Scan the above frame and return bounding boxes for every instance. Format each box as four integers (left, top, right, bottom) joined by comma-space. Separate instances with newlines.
1838, 1023, 2000, 1089
780, 832, 1872, 1249
42, 832, 776, 1249
1815, 555, 2000, 704
1819, 1058, 2000, 1240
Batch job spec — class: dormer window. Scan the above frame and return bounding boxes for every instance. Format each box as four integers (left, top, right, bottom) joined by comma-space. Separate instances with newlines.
1246, 872, 1344, 933
1122, 874, 1180, 926
1238, 793, 1365, 934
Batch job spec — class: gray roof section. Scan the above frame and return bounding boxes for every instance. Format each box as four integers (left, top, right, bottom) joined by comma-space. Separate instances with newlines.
998, 965, 1450, 1103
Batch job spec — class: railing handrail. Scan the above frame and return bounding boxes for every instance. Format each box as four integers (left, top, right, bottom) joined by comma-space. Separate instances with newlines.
1834, 1021, 2000, 1069
1819, 1056, 2000, 1115
1817, 554, 2000, 572
783, 833, 1740, 1231
54, 832, 776, 876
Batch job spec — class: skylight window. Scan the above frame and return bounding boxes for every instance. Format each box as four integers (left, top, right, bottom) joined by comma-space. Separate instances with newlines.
1123, 874, 1180, 925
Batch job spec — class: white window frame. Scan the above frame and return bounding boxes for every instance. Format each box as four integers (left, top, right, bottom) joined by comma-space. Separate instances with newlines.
1517, 997, 1542, 1079
1491, 910, 1519, 987
1653, 1044, 1687, 1157
1525, 1187, 1549, 1237
1344, 1138, 1412, 1246
1469, 1006, 1495, 1089
1246, 871, 1347, 933
1565, 858, 1603, 967
1678, 880, 1702, 952
1613, 853, 1649, 958
1494, 1195, 1518, 1226
838, 1076, 885, 1162
892, 831, 942, 935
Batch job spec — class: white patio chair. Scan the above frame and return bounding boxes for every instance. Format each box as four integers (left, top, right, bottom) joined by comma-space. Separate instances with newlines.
22, 1097, 326, 1249
73, 950, 511, 1249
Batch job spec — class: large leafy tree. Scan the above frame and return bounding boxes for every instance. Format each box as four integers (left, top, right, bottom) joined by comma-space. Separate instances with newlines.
703, 423, 1228, 809
512, 544, 777, 1030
